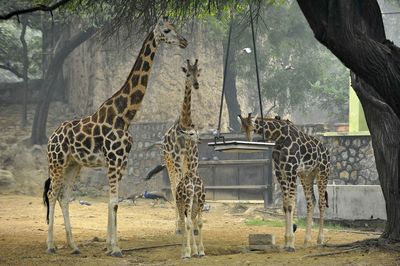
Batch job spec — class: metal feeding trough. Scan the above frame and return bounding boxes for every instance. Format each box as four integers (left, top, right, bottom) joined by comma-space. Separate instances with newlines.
208, 140, 275, 153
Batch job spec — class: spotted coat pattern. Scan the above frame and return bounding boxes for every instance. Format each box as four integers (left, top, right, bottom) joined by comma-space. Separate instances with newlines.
161, 60, 205, 258
239, 114, 330, 251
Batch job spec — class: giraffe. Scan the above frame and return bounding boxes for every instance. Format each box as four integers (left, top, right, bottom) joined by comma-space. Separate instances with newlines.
238, 113, 330, 251
160, 59, 201, 230
158, 59, 206, 258
176, 170, 206, 258
42, 16, 188, 257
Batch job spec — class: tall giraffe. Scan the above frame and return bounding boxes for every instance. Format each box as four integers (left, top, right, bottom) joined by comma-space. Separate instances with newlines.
43, 17, 188, 257
238, 114, 330, 251
161, 59, 201, 230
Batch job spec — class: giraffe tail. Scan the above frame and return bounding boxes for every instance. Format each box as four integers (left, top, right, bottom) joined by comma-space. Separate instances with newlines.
43, 177, 51, 224
325, 191, 329, 208
144, 164, 166, 180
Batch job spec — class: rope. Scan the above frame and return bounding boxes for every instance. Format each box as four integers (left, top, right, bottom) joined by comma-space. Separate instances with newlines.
250, 4, 265, 141
216, 19, 233, 141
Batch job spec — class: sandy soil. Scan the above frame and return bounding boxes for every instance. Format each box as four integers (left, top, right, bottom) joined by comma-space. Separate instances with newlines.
0, 195, 398, 266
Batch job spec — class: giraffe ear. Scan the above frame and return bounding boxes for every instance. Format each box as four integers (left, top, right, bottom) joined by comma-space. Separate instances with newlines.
158, 17, 166, 26
182, 67, 187, 73
197, 68, 202, 75
251, 114, 258, 124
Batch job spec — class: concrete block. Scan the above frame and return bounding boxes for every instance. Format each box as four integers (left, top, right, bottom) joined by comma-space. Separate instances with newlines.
249, 234, 278, 251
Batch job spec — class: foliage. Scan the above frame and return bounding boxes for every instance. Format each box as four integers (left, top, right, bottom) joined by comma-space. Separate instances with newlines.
229, 2, 349, 120
0, 20, 42, 80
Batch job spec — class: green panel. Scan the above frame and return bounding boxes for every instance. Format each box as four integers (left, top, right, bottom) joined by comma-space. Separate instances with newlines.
349, 80, 369, 132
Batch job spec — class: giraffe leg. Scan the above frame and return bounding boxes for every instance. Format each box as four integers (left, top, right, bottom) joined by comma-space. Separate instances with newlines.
282, 173, 297, 252
46, 165, 64, 254
190, 202, 199, 257
182, 211, 193, 259
58, 164, 81, 254
317, 172, 329, 245
106, 165, 122, 257
196, 212, 205, 257
300, 172, 316, 248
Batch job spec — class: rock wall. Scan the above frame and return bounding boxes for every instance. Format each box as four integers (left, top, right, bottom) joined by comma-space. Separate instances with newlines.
322, 135, 378, 185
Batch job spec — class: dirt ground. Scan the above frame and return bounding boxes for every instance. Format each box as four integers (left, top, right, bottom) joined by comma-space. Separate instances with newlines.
0, 195, 398, 266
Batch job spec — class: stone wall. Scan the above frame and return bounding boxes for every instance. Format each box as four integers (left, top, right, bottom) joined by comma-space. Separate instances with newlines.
322, 135, 378, 185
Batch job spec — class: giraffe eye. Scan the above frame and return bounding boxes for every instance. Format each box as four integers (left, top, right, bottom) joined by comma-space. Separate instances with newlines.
163, 29, 171, 34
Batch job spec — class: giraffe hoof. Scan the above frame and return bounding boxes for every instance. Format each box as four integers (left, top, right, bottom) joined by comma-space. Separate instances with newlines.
193, 229, 199, 236
71, 249, 81, 255
284, 247, 295, 252
110, 250, 123, 258
198, 252, 205, 257
47, 248, 57, 254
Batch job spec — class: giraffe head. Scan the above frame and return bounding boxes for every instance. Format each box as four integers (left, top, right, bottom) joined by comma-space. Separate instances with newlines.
154, 16, 188, 48
182, 59, 201, 89
177, 124, 199, 143
237, 113, 258, 141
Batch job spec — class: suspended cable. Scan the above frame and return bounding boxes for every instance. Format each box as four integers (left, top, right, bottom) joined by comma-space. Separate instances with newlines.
216, 18, 233, 141
250, 4, 265, 141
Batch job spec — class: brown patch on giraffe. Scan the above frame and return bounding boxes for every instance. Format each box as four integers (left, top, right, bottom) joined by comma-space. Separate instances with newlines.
130, 74, 140, 87
97, 108, 106, 124
132, 57, 143, 72
130, 90, 144, 105
106, 107, 116, 125
125, 110, 136, 120
142, 61, 150, 72
144, 44, 152, 57
114, 95, 128, 114
140, 75, 148, 87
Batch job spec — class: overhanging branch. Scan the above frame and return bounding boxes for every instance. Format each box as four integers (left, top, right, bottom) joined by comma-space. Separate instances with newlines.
0, 64, 23, 78
0, 0, 73, 20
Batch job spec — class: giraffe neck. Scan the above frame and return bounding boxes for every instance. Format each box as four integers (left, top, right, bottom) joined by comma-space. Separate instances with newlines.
94, 31, 158, 129
179, 79, 193, 128
255, 118, 291, 143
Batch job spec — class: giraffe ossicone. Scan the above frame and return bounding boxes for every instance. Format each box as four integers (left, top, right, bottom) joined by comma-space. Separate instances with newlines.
43, 17, 187, 257
238, 114, 330, 251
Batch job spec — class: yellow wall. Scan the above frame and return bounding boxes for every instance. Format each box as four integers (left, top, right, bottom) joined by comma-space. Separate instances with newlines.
349, 81, 369, 132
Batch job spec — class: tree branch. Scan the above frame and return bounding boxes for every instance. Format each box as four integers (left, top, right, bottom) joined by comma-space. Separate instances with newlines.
0, 64, 23, 78
0, 0, 73, 20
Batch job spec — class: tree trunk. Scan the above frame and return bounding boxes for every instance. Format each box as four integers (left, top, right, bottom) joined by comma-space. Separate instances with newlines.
20, 21, 29, 127
30, 27, 97, 145
297, 0, 400, 241
222, 37, 241, 132
351, 74, 400, 241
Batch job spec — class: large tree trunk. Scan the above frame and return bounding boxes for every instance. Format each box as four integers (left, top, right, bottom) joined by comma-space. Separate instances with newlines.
351, 74, 400, 241
222, 33, 241, 132
30, 27, 96, 145
297, 0, 400, 241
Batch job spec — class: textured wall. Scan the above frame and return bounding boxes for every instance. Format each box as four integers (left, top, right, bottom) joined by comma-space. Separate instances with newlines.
322, 135, 378, 185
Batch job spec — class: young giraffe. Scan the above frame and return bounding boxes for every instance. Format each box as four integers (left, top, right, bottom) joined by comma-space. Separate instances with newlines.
238, 113, 330, 251
161, 59, 201, 229
43, 17, 188, 257
161, 59, 205, 258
